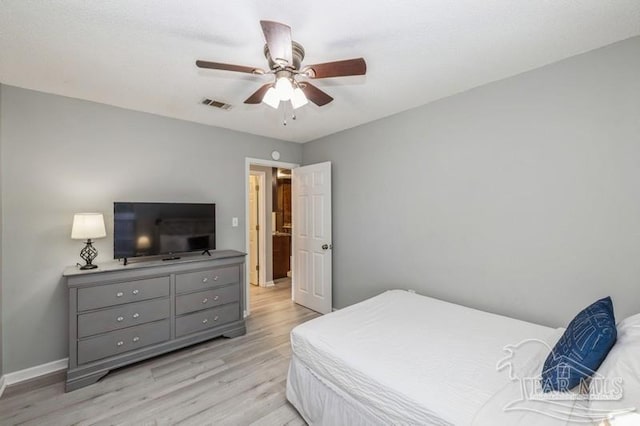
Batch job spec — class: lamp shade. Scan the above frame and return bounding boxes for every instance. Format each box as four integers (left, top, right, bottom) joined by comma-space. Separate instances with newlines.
291, 87, 308, 109
275, 77, 294, 101
262, 87, 280, 109
71, 213, 106, 240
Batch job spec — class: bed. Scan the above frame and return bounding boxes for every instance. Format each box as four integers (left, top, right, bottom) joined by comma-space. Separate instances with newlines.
286, 290, 590, 425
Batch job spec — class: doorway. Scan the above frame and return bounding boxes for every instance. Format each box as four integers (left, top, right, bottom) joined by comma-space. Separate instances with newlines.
245, 158, 299, 317
272, 168, 292, 282
244, 158, 334, 317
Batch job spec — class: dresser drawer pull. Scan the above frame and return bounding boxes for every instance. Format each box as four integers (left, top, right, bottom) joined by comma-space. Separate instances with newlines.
213, 295, 219, 301
117, 341, 124, 347
213, 276, 219, 281
202, 318, 208, 324
202, 298, 208, 304
202, 277, 209, 283
116, 316, 124, 322
116, 292, 124, 298
133, 313, 140, 319
214, 316, 219, 321
132, 336, 140, 343
132, 289, 140, 295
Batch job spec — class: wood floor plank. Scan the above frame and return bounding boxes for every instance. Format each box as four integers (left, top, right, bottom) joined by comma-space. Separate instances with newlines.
94, 353, 288, 425
0, 278, 319, 426
177, 377, 288, 426
250, 403, 305, 426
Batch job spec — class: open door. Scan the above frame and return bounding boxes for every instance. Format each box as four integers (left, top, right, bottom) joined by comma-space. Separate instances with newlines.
292, 162, 332, 314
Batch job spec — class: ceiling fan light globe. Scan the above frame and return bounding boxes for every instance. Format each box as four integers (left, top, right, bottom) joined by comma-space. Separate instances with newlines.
275, 77, 294, 101
291, 87, 308, 109
262, 87, 280, 109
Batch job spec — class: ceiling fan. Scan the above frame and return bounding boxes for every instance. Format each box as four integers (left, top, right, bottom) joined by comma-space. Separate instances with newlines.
196, 20, 366, 111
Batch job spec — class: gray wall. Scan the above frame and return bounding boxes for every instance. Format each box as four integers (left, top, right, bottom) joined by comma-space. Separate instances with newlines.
0, 85, 302, 373
249, 165, 273, 284
303, 36, 640, 328
0, 84, 3, 377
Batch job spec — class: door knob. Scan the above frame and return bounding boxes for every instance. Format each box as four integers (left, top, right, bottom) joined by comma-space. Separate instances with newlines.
322, 243, 332, 250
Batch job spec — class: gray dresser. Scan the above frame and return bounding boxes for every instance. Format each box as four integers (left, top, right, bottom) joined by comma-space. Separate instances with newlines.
64, 250, 246, 391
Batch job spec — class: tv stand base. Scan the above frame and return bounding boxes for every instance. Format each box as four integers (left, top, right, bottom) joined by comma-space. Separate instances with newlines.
162, 256, 181, 261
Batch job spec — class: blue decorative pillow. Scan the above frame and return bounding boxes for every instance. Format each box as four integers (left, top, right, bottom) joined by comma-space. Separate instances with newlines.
541, 297, 617, 392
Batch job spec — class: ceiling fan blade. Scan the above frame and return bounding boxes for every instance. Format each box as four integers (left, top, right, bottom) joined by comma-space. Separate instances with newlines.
299, 82, 334, 106
304, 58, 367, 79
196, 60, 264, 75
260, 20, 293, 67
244, 83, 273, 104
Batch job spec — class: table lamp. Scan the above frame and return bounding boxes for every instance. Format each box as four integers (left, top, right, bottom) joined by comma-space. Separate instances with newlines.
71, 213, 106, 270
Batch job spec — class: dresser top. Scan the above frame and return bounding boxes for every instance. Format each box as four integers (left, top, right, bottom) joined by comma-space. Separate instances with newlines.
63, 249, 246, 277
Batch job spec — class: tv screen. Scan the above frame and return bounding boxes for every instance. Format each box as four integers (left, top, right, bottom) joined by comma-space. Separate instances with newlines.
114, 202, 216, 260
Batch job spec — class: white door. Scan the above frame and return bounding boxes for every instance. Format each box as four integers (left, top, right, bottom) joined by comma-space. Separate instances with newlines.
249, 174, 259, 285
292, 161, 332, 314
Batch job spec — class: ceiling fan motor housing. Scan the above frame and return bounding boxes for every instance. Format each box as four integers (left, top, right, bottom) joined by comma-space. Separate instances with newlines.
264, 41, 305, 70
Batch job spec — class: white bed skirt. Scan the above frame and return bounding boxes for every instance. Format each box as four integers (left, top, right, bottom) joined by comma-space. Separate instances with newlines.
286, 354, 451, 426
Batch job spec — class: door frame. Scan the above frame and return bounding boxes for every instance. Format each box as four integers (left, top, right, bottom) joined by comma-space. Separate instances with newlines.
244, 157, 299, 317
248, 170, 266, 287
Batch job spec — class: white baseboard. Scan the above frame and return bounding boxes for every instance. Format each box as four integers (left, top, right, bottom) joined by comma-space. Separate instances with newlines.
0, 375, 6, 398
2, 358, 68, 389
265, 280, 275, 287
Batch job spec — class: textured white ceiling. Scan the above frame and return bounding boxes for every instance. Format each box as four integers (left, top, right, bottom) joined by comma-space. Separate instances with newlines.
1, 1, 639, 143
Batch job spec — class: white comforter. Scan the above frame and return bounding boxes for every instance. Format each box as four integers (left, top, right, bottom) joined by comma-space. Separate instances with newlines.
289, 290, 575, 425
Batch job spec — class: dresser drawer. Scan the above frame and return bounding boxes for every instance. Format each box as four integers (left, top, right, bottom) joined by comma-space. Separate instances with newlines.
77, 276, 170, 311
175, 266, 239, 294
175, 284, 240, 316
175, 303, 240, 338
78, 319, 170, 365
78, 298, 170, 338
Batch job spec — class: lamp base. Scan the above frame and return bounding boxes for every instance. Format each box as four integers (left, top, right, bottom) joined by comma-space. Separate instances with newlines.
79, 239, 99, 270
79, 264, 98, 270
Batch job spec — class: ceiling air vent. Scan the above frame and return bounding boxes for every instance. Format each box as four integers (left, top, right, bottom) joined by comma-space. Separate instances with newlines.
201, 98, 232, 110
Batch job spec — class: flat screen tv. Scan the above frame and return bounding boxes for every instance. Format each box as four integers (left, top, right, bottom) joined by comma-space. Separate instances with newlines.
114, 202, 215, 261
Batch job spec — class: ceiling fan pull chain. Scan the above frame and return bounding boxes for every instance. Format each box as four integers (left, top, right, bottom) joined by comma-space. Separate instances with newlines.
289, 100, 296, 121
282, 105, 287, 126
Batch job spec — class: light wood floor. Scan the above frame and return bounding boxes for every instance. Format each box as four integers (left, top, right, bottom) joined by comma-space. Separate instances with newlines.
0, 278, 317, 425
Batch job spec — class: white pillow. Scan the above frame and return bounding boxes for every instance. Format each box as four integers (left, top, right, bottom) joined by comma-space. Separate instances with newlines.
617, 312, 640, 327
588, 313, 640, 421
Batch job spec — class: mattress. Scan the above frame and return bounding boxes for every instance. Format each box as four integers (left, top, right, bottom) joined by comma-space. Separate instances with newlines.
288, 290, 565, 425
